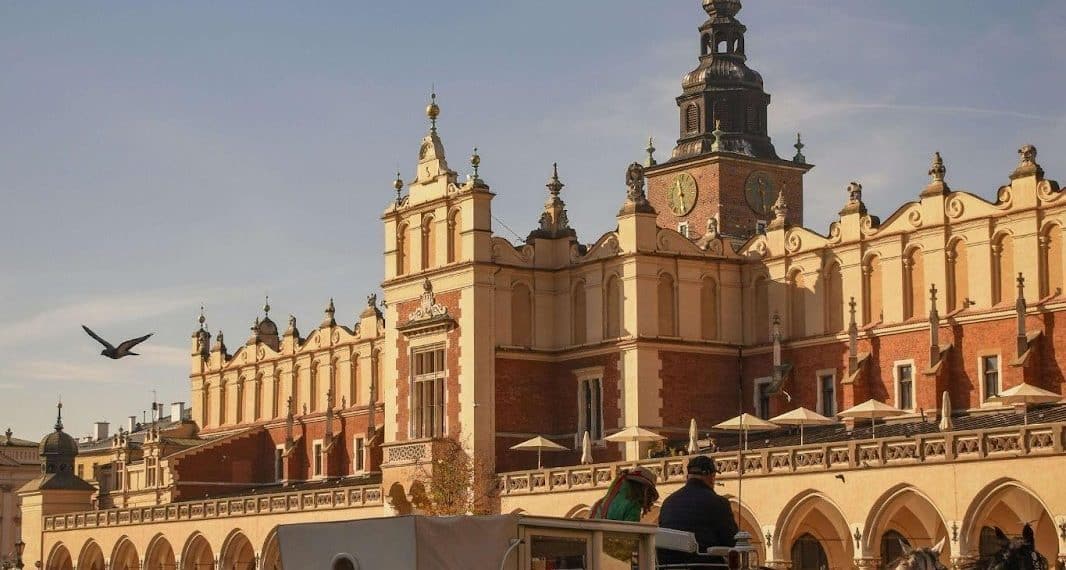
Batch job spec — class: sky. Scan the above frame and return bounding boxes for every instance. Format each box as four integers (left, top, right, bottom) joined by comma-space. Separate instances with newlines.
1, 1, 1064, 441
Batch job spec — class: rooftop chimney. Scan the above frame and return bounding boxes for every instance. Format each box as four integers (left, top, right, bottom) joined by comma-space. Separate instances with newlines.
92, 422, 110, 441
171, 402, 186, 422
127, 416, 137, 434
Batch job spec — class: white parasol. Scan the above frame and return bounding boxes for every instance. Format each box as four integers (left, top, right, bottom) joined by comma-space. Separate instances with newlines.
987, 383, 1062, 425
713, 413, 778, 450
510, 436, 568, 469
838, 399, 905, 438
770, 407, 834, 445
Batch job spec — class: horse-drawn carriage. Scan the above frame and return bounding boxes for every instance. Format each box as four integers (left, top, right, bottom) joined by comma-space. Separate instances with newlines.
276, 514, 760, 570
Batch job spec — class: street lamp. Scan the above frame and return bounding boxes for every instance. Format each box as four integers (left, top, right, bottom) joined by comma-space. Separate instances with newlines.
13, 540, 24, 570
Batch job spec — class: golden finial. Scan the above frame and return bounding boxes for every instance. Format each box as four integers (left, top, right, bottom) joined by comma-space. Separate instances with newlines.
470, 147, 481, 178
426, 88, 440, 132
263, 295, 271, 317
198, 305, 206, 330
392, 171, 404, 204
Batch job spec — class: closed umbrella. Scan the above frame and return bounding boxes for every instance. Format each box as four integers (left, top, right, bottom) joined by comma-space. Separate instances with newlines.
770, 407, 834, 445
687, 419, 699, 454
939, 391, 954, 431
987, 383, 1062, 425
838, 399, 904, 438
581, 431, 593, 465
511, 436, 568, 469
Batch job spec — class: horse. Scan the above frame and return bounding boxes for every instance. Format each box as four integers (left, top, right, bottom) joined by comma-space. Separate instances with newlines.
885, 525, 1050, 570
984, 524, 1049, 570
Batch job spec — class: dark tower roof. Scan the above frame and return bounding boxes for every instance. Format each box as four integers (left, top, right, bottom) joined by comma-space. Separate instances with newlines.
21, 403, 95, 492
671, 0, 779, 161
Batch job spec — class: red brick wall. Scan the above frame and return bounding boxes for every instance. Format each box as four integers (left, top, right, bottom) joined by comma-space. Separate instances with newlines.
494, 353, 623, 472
659, 350, 742, 429
394, 290, 463, 441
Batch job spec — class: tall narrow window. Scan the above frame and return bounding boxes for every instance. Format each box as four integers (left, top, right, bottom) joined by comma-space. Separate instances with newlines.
274, 447, 284, 481
700, 277, 718, 340
219, 381, 228, 425
253, 377, 263, 421
753, 276, 769, 343
202, 383, 212, 428
572, 281, 587, 345
685, 104, 700, 133
755, 380, 772, 419
421, 215, 436, 270
948, 239, 969, 312
864, 255, 883, 324
511, 283, 533, 346
354, 436, 366, 473
993, 233, 1014, 305
350, 355, 360, 407
291, 366, 301, 414
578, 378, 603, 440
235, 380, 245, 424
982, 355, 1000, 401
789, 271, 806, 338
819, 374, 836, 417
329, 362, 338, 407
904, 249, 925, 319
825, 261, 844, 333
605, 275, 622, 339
1041, 224, 1063, 298
896, 364, 914, 410
397, 223, 409, 276
657, 273, 676, 336
272, 372, 281, 418
313, 441, 323, 477
447, 210, 462, 263
412, 347, 446, 438
309, 366, 319, 413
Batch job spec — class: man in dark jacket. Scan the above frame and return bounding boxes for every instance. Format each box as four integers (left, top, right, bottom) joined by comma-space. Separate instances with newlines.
657, 455, 738, 566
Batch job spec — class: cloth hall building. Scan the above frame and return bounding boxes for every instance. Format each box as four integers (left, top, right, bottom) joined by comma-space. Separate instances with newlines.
19, 2, 1066, 569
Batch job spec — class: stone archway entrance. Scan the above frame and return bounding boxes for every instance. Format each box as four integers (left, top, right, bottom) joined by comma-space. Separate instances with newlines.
964, 481, 1058, 566
791, 533, 828, 570
46, 543, 73, 570
145, 535, 177, 570
219, 531, 256, 570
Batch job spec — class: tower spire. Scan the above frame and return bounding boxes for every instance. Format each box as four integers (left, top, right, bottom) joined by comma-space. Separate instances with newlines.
526, 163, 576, 242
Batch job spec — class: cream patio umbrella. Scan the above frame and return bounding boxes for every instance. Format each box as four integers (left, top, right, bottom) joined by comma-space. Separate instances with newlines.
770, 407, 834, 445
511, 436, 568, 469
838, 399, 905, 439
939, 391, 954, 431
687, 418, 699, 454
580, 431, 593, 465
605, 426, 666, 460
713, 413, 778, 451
987, 383, 1063, 425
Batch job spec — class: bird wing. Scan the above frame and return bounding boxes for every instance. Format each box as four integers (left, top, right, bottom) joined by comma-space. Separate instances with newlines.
82, 325, 115, 350
116, 333, 153, 353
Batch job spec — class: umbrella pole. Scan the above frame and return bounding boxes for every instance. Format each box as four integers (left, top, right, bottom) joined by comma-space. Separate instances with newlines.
538, 449, 542, 470
800, 424, 805, 446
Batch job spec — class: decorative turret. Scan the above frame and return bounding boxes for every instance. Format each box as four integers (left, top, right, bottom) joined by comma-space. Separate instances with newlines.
213, 330, 227, 357
1010, 144, 1043, 180
618, 162, 655, 215
256, 296, 280, 351
527, 163, 577, 242
793, 133, 806, 164
645, 137, 657, 167
922, 151, 950, 197
1016, 273, 1028, 357
847, 297, 859, 374
929, 284, 941, 366
413, 90, 456, 186
191, 306, 211, 358
321, 298, 337, 328
840, 181, 867, 216
671, 0, 777, 160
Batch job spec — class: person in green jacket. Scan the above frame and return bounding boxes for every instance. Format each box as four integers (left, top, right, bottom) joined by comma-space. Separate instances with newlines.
589, 466, 659, 522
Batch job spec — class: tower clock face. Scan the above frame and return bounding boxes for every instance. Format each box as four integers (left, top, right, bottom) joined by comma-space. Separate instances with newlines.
745, 171, 778, 217
667, 172, 698, 216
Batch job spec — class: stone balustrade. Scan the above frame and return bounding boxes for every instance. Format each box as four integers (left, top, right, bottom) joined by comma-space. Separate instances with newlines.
497, 422, 1065, 496
43, 483, 382, 532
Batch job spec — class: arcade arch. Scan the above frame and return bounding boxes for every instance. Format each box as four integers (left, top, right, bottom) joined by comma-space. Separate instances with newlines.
144, 534, 177, 570
961, 479, 1058, 561
110, 537, 140, 570
261, 530, 283, 570
220, 530, 256, 570
181, 533, 215, 570
77, 540, 105, 570
863, 485, 950, 564
775, 491, 853, 570
45, 542, 73, 570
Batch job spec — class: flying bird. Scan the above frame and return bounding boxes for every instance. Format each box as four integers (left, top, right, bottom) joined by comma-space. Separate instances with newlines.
835, 474, 846, 483
82, 325, 153, 359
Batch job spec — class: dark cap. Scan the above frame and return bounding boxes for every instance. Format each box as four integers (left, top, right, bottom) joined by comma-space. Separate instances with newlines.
687, 455, 716, 476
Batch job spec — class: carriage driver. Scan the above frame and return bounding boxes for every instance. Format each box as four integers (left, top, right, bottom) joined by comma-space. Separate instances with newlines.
657, 455, 739, 566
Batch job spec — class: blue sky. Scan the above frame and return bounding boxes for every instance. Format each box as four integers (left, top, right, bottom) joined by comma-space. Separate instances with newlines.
1, 1, 1064, 440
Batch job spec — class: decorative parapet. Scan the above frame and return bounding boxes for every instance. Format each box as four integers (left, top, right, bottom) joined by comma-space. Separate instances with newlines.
43, 483, 382, 532
497, 422, 1065, 497
381, 440, 436, 467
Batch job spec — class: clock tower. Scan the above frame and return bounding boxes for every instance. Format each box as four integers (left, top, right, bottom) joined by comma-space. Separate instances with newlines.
645, 0, 812, 239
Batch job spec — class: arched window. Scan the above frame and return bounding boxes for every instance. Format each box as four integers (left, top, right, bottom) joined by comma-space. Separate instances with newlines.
447, 210, 462, 263
657, 273, 677, 336
309, 364, 319, 413
332, 556, 358, 570
1041, 224, 1063, 298
881, 530, 911, 567
790, 533, 828, 570
948, 239, 969, 312
701, 33, 711, 56
397, 223, 410, 276
350, 354, 360, 407
605, 275, 623, 339
421, 215, 436, 270
511, 283, 533, 347
824, 261, 844, 333
202, 383, 211, 427
219, 380, 228, 425
572, 281, 587, 345
272, 371, 281, 418
685, 104, 700, 133
700, 277, 718, 340
864, 255, 883, 325
253, 376, 263, 421
753, 275, 769, 343
789, 270, 806, 338
904, 248, 925, 319
992, 233, 1014, 305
